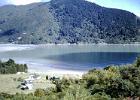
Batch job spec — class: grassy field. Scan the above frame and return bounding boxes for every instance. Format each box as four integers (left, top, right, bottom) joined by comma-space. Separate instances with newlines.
0, 73, 55, 94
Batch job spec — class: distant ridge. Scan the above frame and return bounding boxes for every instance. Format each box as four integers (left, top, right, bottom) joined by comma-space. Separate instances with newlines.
0, 0, 140, 44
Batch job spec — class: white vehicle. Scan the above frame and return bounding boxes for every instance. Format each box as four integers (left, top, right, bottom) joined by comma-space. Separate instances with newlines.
20, 79, 33, 90
21, 84, 33, 90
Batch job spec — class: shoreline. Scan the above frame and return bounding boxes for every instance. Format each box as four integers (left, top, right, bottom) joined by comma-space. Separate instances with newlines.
0, 43, 140, 79
28, 68, 87, 79
1, 43, 140, 45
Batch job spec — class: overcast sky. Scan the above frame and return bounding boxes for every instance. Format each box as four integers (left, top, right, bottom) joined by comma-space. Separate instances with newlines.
0, 0, 140, 17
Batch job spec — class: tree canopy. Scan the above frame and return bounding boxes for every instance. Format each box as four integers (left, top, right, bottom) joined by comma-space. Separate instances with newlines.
0, 59, 28, 74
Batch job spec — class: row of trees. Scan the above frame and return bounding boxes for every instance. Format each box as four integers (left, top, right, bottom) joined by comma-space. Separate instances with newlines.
0, 57, 140, 99
0, 59, 28, 74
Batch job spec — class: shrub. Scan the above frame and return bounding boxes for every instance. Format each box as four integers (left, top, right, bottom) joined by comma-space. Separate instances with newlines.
34, 89, 46, 97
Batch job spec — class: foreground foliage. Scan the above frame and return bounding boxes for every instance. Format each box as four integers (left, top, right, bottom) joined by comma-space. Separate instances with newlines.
1, 57, 140, 100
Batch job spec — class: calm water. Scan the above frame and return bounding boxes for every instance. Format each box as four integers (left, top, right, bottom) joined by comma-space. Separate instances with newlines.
0, 44, 140, 71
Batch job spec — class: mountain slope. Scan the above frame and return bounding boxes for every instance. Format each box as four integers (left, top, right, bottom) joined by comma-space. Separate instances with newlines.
0, 3, 60, 44
0, 0, 140, 44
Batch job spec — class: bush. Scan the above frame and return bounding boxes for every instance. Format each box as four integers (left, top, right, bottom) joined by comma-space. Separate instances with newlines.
34, 89, 46, 97
83, 57, 140, 99
17, 77, 24, 82
92, 92, 111, 100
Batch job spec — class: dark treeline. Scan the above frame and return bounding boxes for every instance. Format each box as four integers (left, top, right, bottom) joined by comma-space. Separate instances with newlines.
0, 59, 28, 74
0, 57, 140, 100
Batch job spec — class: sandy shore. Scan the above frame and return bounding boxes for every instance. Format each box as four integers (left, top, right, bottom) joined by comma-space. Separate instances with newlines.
28, 68, 87, 79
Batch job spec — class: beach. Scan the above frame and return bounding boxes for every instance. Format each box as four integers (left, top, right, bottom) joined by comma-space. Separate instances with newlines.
28, 68, 86, 79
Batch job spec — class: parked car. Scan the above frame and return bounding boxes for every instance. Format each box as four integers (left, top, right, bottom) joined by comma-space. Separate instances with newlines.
20, 79, 33, 90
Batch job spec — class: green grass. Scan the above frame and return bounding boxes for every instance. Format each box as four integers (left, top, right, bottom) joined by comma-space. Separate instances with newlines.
0, 74, 55, 94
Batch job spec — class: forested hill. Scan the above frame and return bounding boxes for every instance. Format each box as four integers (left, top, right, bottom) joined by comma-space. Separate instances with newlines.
0, 0, 140, 44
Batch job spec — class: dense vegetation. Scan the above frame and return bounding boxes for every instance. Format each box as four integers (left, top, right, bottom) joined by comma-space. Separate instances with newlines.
0, 59, 28, 74
0, 57, 140, 99
0, 0, 140, 44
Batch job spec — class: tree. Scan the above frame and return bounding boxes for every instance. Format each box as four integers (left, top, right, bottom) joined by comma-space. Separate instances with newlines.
106, 78, 135, 98
0, 59, 28, 74
6, 59, 15, 65
134, 56, 140, 67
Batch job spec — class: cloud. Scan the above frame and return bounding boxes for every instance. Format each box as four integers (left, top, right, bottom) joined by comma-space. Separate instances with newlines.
7, 0, 42, 5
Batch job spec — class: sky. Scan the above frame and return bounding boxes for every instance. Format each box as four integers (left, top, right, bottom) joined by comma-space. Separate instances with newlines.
0, 0, 140, 17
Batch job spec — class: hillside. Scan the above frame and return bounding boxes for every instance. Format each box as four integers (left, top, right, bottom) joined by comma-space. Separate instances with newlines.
0, 0, 140, 44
